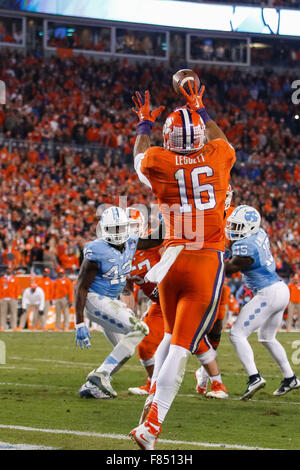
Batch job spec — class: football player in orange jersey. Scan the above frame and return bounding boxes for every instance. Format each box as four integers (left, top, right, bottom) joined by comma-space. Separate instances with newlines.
129, 81, 236, 449
126, 208, 229, 399
194, 184, 234, 396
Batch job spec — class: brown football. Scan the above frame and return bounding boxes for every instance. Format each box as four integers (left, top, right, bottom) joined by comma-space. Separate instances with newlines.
172, 69, 200, 95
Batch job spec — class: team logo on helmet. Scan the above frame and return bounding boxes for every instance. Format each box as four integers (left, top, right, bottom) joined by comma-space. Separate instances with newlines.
163, 107, 206, 154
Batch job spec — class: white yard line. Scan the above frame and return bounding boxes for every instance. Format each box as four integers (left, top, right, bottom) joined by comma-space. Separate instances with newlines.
0, 381, 300, 406
0, 424, 278, 450
0, 440, 57, 450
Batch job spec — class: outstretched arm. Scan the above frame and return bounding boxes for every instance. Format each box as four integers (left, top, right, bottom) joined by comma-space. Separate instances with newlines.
179, 81, 228, 142
132, 90, 165, 158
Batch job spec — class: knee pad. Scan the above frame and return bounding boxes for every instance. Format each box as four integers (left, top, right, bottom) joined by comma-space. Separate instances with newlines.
140, 357, 155, 368
196, 347, 217, 365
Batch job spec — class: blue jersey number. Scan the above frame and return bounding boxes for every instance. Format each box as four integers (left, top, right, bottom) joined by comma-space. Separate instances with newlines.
102, 261, 132, 285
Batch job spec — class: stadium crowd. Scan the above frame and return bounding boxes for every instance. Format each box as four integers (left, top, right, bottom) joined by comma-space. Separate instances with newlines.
0, 50, 299, 330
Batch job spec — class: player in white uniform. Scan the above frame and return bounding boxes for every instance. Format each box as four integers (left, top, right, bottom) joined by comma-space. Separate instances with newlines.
75, 206, 163, 399
225, 205, 300, 399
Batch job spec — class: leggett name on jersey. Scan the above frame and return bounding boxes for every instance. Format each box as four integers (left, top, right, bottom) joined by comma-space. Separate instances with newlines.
175, 154, 205, 166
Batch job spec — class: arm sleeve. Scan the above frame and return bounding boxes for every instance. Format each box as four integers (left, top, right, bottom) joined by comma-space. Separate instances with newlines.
134, 152, 152, 189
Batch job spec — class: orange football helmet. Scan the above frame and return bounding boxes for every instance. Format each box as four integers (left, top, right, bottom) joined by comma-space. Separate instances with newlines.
163, 107, 206, 154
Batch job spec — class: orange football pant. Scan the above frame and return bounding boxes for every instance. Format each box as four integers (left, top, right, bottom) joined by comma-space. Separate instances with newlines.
137, 302, 164, 361
158, 249, 224, 354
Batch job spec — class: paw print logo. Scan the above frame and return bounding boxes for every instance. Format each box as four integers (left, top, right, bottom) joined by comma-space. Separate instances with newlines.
244, 210, 258, 222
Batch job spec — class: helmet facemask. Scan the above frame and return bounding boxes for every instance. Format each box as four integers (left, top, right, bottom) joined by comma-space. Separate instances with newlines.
163, 108, 206, 154
97, 207, 130, 246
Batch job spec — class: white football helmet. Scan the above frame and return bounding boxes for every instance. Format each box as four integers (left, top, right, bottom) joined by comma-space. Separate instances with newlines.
225, 184, 233, 211
126, 207, 146, 237
225, 205, 261, 241
97, 206, 130, 245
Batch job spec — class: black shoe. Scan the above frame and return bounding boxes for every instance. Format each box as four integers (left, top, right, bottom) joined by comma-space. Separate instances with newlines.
273, 376, 300, 396
240, 374, 266, 400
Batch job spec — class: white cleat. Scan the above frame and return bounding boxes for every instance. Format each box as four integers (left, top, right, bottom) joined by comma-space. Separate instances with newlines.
128, 386, 149, 395
194, 368, 209, 395
128, 378, 151, 395
86, 370, 117, 398
240, 375, 266, 400
78, 382, 112, 399
273, 376, 300, 396
129, 422, 159, 450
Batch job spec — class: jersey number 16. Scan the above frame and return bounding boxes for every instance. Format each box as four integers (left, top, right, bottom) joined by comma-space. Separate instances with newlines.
175, 166, 216, 213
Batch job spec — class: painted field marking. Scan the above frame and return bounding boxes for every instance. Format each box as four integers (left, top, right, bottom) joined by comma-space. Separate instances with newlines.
0, 381, 300, 406
0, 440, 57, 450
0, 424, 278, 450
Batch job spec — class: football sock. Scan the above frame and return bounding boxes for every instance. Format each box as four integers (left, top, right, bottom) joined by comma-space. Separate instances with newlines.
150, 332, 172, 387
210, 374, 222, 383
260, 338, 294, 378
97, 329, 145, 376
230, 334, 259, 377
146, 344, 190, 426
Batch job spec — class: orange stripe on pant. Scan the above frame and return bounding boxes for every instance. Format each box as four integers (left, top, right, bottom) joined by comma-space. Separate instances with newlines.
158, 249, 224, 353
137, 302, 164, 361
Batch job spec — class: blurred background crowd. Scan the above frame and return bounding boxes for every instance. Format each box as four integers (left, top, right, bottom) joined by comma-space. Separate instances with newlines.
0, 4, 299, 330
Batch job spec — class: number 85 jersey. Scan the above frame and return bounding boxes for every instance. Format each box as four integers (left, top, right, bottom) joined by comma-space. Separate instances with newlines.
134, 138, 235, 251
83, 234, 138, 299
231, 228, 281, 292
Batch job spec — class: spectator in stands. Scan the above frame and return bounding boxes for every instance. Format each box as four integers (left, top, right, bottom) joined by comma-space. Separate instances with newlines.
287, 274, 300, 331
18, 281, 45, 330
53, 267, 73, 331
36, 267, 53, 330
0, 266, 20, 330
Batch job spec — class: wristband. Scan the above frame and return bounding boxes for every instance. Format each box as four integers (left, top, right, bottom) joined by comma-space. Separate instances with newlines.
75, 322, 85, 329
196, 108, 212, 124
137, 120, 153, 135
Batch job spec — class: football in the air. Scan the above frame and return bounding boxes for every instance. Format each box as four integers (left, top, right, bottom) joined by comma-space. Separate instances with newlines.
172, 69, 200, 95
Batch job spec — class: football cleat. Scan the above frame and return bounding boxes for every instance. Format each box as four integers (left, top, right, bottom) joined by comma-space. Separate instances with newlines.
86, 370, 117, 398
206, 380, 228, 399
128, 377, 151, 395
273, 375, 300, 396
78, 382, 112, 399
194, 368, 209, 395
129, 421, 160, 451
240, 374, 266, 400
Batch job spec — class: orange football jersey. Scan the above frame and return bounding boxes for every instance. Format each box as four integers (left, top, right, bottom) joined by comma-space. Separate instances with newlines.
138, 138, 236, 251
129, 246, 161, 302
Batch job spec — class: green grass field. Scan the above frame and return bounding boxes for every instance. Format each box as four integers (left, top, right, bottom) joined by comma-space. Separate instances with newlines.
0, 330, 300, 451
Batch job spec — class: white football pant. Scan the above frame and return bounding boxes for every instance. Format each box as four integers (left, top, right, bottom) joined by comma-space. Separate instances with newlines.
84, 292, 149, 376
230, 281, 294, 378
